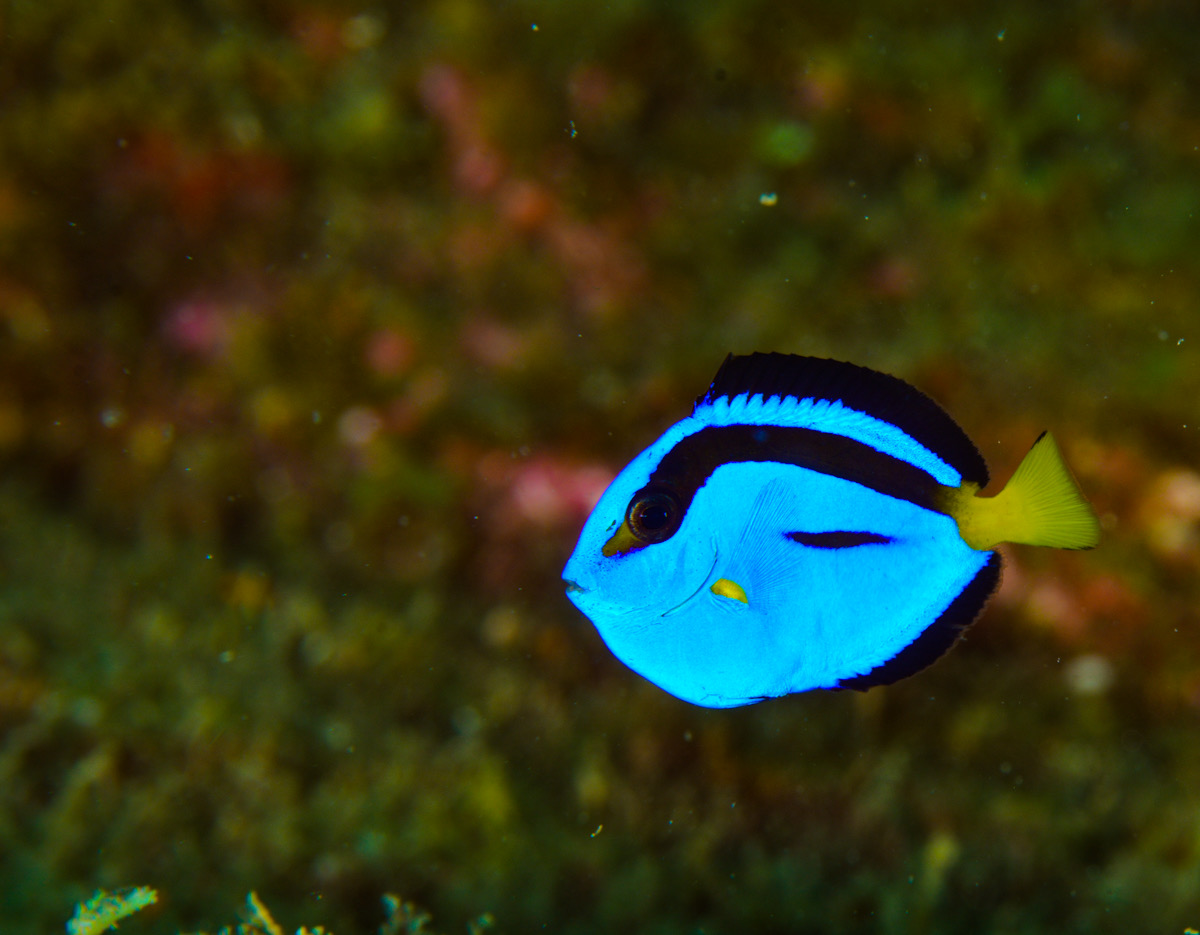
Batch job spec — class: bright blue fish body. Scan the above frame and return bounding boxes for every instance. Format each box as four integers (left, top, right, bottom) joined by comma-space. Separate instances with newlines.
562, 353, 1099, 708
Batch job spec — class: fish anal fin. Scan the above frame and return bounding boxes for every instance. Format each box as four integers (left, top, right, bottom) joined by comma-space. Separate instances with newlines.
948, 432, 1100, 550
836, 552, 1002, 691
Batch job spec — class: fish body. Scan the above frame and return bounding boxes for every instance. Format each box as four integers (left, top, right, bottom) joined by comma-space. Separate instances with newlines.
562, 353, 1099, 708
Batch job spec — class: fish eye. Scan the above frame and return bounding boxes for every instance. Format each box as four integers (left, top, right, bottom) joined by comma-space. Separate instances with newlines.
626, 487, 682, 543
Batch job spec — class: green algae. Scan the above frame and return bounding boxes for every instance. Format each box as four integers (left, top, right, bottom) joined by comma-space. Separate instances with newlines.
68, 888, 158, 935
59, 889, 479, 935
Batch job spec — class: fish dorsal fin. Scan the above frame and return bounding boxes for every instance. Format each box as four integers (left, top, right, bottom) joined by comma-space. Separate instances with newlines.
698, 353, 989, 487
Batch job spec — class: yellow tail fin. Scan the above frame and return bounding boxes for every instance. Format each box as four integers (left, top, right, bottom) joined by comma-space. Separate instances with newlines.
950, 432, 1100, 551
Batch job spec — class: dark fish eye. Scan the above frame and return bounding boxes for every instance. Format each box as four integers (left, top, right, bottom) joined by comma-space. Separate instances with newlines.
626, 487, 682, 543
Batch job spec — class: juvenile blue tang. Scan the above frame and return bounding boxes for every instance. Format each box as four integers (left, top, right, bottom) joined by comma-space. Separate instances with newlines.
562, 353, 1100, 708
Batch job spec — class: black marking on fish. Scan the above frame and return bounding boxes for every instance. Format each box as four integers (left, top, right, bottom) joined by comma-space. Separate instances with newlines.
645, 424, 948, 525
786, 530, 894, 548
700, 353, 989, 487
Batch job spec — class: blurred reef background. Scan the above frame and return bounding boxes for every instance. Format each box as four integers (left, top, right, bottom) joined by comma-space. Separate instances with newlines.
2, 0, 1200, 932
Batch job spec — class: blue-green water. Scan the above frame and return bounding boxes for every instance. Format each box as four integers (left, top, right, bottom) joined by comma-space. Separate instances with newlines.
2, 1, 1199, 932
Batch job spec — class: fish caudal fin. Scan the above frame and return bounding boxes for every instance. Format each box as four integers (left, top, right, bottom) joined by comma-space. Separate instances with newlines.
949, 432, 1100, 551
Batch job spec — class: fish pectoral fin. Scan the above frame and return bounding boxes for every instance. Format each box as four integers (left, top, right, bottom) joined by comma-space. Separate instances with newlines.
710, 577, 749, 604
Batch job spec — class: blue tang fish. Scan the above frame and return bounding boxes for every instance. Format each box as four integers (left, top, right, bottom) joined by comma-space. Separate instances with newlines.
562, 353, 1100, 708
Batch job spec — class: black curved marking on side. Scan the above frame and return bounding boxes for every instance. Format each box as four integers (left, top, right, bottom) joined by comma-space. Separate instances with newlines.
647, 424, 947, 521
699, 353, 989, 488
835, 551, 1003, 691
786, 531, 893, 548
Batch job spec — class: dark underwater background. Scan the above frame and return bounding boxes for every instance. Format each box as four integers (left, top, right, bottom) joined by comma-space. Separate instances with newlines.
2, 1, 1199, 932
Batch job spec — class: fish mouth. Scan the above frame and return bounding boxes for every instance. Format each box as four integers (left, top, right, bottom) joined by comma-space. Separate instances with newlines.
661, 548, 720, 618
563, 579, 587, 594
